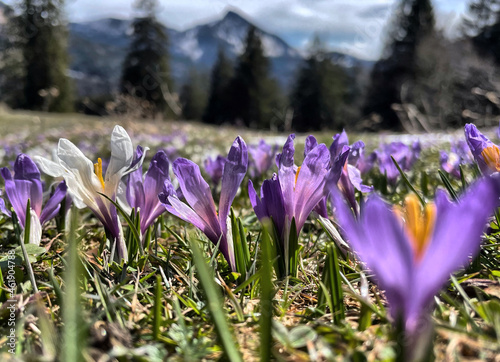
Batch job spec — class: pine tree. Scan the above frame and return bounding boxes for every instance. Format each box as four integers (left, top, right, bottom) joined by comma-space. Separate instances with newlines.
230, 26, 280, 128
290, 37, 348, 132
463, 0, 500, 65
202, 49, 233, 124
120, 0, 172, 118
21, 0, 73, 112
179, 68, 207, 120
363, 0, 435, 129
0, 3, 25, 108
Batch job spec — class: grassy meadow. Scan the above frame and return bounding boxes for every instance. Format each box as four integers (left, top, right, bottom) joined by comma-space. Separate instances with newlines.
0, 107, 499, 361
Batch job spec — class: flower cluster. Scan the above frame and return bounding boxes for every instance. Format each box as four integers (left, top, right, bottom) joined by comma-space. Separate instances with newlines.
1, 123, 498, 358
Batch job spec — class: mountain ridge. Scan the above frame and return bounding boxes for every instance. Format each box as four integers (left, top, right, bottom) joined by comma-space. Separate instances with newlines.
0, 4, 373, 98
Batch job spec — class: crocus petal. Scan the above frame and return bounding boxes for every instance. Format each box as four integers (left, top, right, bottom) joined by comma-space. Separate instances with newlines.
349, 141, 365, 166
248, 179, 268, 221
129, 145, 145, 172
359, 195, 414, 320
204, 155, 226, 185
330, 146, 350, 180
464, 123, 494, 175
126, 145, 147, 209
40, 181, 67, 225
412, 177, 499, 328
304, 135, 318, 157
347, 164, 373, 193
159, 180, 219, 243
12, 154, 43, 216
141, 150, 170, 232
332, 188, 413, 320
173, 158, 221, 236
57, 138, 103, 208
339, 166, 358, 215
1, 169, 30, 227
330, 130, 349, 159
278, 134, 296, 217
293, 143, 330, 231
33, 156, 65, 178
313, 197, 328, 218
248, 139, 276, 177
105, 125, 134, 195
126, 166, 145, 211
218, 136, 248, 234
26, 209, 42, 246
261, 174, 286, 238
0, 197, 11, 217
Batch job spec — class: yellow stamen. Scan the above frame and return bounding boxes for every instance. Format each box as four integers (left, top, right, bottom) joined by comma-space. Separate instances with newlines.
94, 158, 105, 190
481, 145, 500, 172
401, 194, 436, 261
294, 166, 301, 187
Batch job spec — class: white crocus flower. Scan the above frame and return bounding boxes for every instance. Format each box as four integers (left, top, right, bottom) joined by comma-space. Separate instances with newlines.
35, 125, 146, 261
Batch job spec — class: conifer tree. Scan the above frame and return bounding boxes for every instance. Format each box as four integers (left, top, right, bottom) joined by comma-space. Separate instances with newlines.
290, 37, 348, 132
202, 49, 233, 124
0, 3, 25, 108
21, 0, 73, 112
463, 0, 500, 64
230, 26, 280, 128
363, 0, 435, 129
179, 68, 207, 120
120, 0, 172, 118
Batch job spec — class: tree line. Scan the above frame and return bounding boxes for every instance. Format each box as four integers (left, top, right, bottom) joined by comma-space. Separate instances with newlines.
2, 0, 500, 131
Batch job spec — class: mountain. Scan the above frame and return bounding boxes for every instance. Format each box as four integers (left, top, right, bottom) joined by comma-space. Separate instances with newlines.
68, 10, 308, 97
1, 6, 373, 99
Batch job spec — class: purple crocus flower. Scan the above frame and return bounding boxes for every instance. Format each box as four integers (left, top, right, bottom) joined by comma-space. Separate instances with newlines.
324, 132, 373, 216
203, 155, 226, 187
331, 178, 499, 356
0, 154, 67, 245
248, 134, 330, 275
440, 141, 473, 179
248, 139, 278, 178
465, 123, 500, 175
35, 125, 146, 261
159, 136, 248, 271
375, 142, 415, 184
122, 148, 170, 236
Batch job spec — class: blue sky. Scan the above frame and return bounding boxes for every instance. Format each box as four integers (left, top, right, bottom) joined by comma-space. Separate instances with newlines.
4, 0, 469, 60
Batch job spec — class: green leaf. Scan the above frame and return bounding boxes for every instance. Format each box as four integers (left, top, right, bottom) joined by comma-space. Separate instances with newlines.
391, 156, 425, 206
288, 325, 316, 349
153, 275, 163, 340
190, 240, 243, 362
260, 221, 274, 362
288, 217, 299, 278
14, 244, 46, 256
438, 170, 458, 201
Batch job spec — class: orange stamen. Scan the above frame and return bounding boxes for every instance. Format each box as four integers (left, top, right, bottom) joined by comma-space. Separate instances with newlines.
94, 158, 105, 190
294, 166, 301, 188
400, 194, 436, 262
481, 145, 500, 172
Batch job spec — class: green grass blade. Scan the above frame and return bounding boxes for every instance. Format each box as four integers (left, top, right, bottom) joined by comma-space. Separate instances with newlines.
438, 170, 458, 201
62, 208, 84, 362
20, 199, 38, 293
153, 275, 163, 340
288, 217, 299, 278
260, 221, 274, 362
190, 240, 243, 362
391, 156, 425, 206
